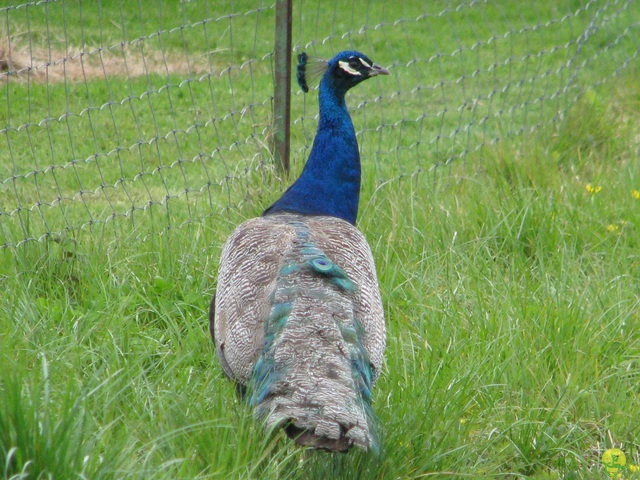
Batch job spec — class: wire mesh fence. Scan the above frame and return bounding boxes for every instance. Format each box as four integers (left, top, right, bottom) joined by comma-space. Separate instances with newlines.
1, 0, 638, 249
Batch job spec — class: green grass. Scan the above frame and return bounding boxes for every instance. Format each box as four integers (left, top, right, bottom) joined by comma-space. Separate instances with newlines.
1, 1, 640, 478
1, 80, 639, 478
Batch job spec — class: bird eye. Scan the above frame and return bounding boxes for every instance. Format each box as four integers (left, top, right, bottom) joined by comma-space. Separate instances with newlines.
348, 58, 361, 69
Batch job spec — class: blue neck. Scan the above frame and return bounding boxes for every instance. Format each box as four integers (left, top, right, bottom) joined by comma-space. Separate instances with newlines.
263, 76, 361, 225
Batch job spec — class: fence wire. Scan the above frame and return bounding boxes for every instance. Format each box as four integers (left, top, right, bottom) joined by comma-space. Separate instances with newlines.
1, 0, 638, 248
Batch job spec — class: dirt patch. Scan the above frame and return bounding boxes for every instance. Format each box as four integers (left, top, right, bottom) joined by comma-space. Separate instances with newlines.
0, 40, 213, 83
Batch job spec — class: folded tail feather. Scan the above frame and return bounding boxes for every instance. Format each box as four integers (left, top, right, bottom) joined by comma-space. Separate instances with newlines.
246, 222, 379, 452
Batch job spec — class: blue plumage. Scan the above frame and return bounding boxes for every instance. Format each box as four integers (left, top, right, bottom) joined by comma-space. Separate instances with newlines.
211, 50, 388, 452
263, 51, 389, 225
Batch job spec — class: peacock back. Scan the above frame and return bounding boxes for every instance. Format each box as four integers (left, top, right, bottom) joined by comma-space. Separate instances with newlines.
211, 213, 385, 451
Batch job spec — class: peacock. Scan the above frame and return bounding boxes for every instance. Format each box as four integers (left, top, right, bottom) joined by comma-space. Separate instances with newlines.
210, 50, 389, 452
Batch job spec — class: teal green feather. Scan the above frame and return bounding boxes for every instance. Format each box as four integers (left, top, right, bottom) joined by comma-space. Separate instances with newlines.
279, 263, 301, 276
267, 302, 292, 324
329, 277, 356, 293
309, 257, 334, 272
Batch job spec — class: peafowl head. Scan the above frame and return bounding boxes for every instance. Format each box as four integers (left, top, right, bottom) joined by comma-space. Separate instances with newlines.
297, 50, 389, 95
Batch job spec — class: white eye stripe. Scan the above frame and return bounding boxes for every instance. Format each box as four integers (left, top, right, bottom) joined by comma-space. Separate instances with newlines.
338, 60, 362, 76
358, 57, 372, 68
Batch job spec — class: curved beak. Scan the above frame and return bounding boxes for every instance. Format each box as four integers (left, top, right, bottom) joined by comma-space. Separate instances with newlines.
369, 63, 390, 76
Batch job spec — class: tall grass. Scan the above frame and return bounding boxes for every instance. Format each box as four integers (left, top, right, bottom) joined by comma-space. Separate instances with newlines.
1, 0, 639, 477
1, 73, 639, 478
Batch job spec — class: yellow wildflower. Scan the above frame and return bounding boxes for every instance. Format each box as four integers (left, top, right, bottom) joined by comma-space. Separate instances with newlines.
632, 190, 640, 200
586, 183, 602, 194
607, 224, 619, 233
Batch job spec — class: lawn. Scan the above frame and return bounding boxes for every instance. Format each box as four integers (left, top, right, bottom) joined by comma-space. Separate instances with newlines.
1, 1, 639, 478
